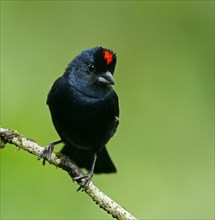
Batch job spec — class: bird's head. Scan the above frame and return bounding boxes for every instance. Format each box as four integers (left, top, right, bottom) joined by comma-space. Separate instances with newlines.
65, 47, 117, 90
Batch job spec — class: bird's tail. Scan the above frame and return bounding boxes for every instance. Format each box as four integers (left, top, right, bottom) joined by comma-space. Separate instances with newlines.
60, 144, 117, 173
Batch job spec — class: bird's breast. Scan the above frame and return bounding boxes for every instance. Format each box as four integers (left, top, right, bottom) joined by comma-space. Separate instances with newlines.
48, 85, 118, 150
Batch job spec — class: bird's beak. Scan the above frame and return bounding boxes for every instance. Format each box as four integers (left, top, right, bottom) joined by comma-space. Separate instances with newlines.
98, 71, 115, 85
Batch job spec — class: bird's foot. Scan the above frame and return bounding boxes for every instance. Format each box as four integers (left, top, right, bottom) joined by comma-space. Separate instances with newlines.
74, 152, 97, 191
74, 171, 94, 191
38, 140, 63, 165
38, 142, 55, 166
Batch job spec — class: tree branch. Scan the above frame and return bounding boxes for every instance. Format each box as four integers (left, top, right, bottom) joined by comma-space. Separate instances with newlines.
0, 127, 137, 220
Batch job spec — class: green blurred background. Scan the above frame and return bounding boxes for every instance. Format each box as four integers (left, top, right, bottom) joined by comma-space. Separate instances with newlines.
1, 1, 214, 219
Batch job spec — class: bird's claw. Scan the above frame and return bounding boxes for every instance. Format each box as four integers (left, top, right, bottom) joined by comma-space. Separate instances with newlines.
74, 173, 93, 191
38, 143, 54, 166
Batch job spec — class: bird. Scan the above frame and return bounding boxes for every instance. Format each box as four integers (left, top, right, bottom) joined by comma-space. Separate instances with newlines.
40, 46, 119, 190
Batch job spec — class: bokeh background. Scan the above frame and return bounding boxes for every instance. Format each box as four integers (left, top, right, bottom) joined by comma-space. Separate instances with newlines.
1, 1, 214, 219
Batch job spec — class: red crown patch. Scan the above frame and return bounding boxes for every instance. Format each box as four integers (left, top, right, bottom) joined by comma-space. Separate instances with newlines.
103, 50, 113, 65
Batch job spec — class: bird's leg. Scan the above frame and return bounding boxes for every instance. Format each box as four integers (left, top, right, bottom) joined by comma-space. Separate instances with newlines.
74, 152, 97, 191
38, 140, 63, 165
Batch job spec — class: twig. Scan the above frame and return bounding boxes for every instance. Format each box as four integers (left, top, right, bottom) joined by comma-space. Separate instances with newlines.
0, 127, 137, 220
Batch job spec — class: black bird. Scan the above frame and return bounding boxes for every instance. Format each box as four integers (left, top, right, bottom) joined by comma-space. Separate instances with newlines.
40, 47, 119, 189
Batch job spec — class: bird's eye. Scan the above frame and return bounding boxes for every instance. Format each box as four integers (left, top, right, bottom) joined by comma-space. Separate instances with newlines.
88, 64, 96, 72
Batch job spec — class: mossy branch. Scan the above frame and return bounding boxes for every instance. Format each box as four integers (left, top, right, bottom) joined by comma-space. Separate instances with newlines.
0, 127, 136, 220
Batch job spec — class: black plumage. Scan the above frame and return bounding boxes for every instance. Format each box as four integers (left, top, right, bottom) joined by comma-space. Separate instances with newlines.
41, 47, 119, 189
